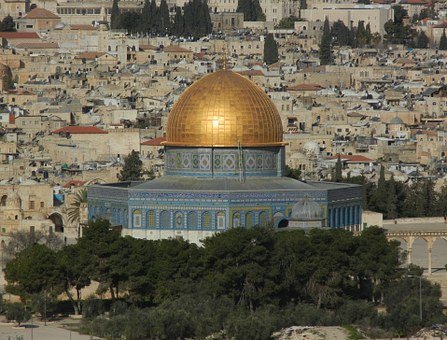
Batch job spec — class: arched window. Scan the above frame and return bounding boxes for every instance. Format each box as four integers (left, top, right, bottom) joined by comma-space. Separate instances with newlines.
232, 212, 241, 228
216, 211, 225, 230
133, 210, 141, 228
202, 212, 211, 228
245, 212, 254, 227
174, 211, 183, 229
147, 210, 155, 228
259, 211, 268, 226
187, 211, 196, 227
0, 195, 6, 207
160, 210, 170, 228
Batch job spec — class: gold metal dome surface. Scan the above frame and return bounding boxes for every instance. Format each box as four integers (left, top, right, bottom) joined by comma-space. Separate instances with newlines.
165, 70, 284, 147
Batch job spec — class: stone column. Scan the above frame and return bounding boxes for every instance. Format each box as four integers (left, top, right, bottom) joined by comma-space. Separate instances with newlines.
425, 237, 435, 275
406, 236, 415, 265
335, 208, 339, 228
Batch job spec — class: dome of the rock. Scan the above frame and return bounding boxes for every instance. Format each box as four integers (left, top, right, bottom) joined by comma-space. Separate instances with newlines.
165, 69, 283, 147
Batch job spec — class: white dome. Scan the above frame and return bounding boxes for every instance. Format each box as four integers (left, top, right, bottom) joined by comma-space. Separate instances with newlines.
290, 197, 324, 221
302, 141, 320, 156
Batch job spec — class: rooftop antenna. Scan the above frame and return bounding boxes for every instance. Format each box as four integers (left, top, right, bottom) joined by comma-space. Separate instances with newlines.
222, 46, 228, 70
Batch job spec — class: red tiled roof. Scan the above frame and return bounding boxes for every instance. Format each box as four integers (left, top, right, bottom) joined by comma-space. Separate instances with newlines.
328, 154, 374, 163
433, 22, 447, 28
52, 126, 108, 134
75, 52, 105, 60
24, 8, 60, 19
63, 180, 86, 188
141, 136, 166, 146
0, 32, 39, 39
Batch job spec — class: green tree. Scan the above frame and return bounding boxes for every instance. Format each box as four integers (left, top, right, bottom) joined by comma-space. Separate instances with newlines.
421, 179, 437, 216
77, 219, 131, 301
202, 227, 276, 311
140, 0, 152, 33
118, 150, 143, 181
353, 226, 401, 302
149, 0, 157, 32
263, 33, 279, 65
172, 7, 184, 36
384, 5, 415, 45
5, 303, 31, 326
120, 11, 141, 34
237, 0, 265, 21
0, 15, 16, 32
3, 71, 14, 90
110, 0, 121, 30
440, 29, 447, 50
382, 274, 445, 334
57, 244, 92, 315
333, 155, 343, 182
319, 18, 332, 65
331, 20, 350, 47
158, 0, 170, 34
277, 16, 298, 29
385, 176, 398, 219
416, 30, 429, 48
4, 244, 62, 301
285, 165, 301, 180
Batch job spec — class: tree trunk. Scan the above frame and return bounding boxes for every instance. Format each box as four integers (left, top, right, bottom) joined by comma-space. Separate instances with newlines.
65, 288, 79, 315
76, 288, 82, 314
109, 284, 116, 301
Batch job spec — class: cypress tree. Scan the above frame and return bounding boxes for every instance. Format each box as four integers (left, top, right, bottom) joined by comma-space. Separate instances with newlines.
158, 0, 170, 34
263, 33, 278, 65
173, 7, 184, 36
365, 23, 372, 44
440, 29, 447, 50
140, 0, 151, 34
416, 31, 429, 48
183, 1, 194, 36
110, 0, 121, 30
334, 156, 343, 182
252, 0, 265, 21
0, 15, 16, 32
237, 0, 251, 21
356, 20, 368, 47
149, 0, 157, 33
319, 18, 332, 65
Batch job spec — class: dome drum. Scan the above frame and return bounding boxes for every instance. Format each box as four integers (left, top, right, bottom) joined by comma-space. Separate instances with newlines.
164, 146, 285, 178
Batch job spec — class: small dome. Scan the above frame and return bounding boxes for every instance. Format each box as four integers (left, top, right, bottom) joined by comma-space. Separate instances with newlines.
290, 197, 323, 220
302, 141, 320, 156
389, 116, 404, 125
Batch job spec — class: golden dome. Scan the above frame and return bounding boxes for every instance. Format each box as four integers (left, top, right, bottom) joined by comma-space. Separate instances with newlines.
165, 70, 283, 147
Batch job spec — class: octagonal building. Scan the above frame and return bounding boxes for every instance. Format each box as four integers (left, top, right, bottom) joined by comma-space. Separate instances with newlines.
88, 69, 362, 243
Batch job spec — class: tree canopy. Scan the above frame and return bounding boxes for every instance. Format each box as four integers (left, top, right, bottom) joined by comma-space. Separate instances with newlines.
4, 219, 445, 338
319, 18, 332, 65
236, 0, 265, 21
118, 150, 143, 181
263, 33, 279, 65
